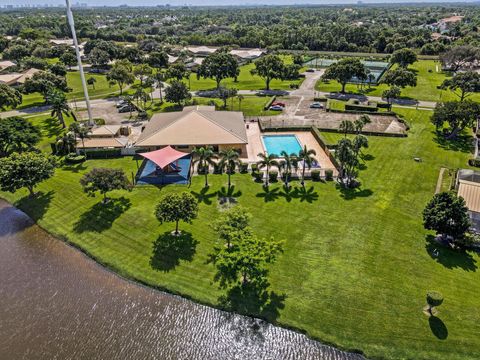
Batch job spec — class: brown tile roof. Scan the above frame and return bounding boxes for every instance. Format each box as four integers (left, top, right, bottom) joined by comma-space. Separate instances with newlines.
136, 108, 247, 147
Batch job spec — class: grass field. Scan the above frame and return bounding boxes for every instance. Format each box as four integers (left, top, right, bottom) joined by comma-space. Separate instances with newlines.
316, 60, 480, 103
2, 107, 479, 359
16, 71, 122, 109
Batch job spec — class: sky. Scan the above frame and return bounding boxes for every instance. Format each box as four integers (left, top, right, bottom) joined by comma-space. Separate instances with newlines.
1, 0, 478, 6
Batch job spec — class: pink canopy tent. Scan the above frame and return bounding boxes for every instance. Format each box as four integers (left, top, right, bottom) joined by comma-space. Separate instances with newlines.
139, 146, 188, 169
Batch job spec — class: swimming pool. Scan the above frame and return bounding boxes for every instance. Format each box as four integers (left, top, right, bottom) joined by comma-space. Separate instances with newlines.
262, 135, 302, 156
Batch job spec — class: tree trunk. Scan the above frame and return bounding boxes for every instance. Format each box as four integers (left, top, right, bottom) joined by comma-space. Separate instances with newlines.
228, 172, 231, 190
265, 166, 269, 187
341, 82, 346, 94
119, 83, 123, 95
266, 77, 271, 90
27, 186, 35, 197
204, 172, 208, 188
216, 78, 221, 90
175, 220, 179, 235
302, 164, 306, 187
59, 113, 66, 128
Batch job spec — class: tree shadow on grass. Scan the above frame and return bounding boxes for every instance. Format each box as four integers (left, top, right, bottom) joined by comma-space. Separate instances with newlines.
191, 186, 217, 205
425, 235, 477, 272
218, 185, 242, 205
14, 190, 54, 222
61, 163, 88, 173
218, 280, 286, 323
335, 184, 373, 200
429, 316, 448, 340
433, 132, 473, 153
42, 117, 63, 138
150, 231, 198, 272
73, 197, 131, 233
279, 185, 295, 202
291, 186, 319, 203
361, 154, 375, 162
256, 186, 281, 202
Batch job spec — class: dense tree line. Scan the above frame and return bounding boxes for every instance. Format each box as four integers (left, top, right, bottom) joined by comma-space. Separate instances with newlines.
0, 5, 479, 54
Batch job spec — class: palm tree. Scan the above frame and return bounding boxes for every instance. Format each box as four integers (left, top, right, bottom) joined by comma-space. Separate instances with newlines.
218, 149, 240, 190
257, 152, 279, 188
192, 146, 217, 188
237, 94, 244, 111
339, 120, 354, 138
354, 114, 371, 134
279, 151, 298, 190
155, 72, 165, 104
87, 77, 97, 90
47, 89, 72, 128
298, 146, 317, 187
69, 122, 90, 158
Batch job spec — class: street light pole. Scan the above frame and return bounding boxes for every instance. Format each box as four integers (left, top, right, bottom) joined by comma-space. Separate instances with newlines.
65, 0, 93, 126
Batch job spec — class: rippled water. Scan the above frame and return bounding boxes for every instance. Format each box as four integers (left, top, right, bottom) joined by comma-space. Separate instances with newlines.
0, 201, 364, 360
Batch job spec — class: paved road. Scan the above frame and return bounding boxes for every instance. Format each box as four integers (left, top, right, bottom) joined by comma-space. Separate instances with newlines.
0, 71, 436, 119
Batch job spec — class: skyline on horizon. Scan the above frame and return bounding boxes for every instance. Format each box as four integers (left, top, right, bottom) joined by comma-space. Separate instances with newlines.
1, 0, 478, 7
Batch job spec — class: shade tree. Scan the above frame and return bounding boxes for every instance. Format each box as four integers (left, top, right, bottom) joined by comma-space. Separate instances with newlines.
322, 58, 367, 93
0, 83, 22, 110
197, 51, 240, 89
390, 48, 417, 68
0, 116, 41, 157
431, 100, 480, 139
164, 80, 191, 106
250, 54, 285, 90
441, 71, 480, 102
155, 192, 199, 235
80, 168, 130, 203
423, 191, 470, 243
0, 152, 55, 197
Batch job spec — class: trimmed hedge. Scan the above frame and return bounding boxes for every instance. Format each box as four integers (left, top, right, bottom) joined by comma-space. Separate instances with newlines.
269, 171, 278, 182
80, 148, 122, 158
253, 171, 263, 182
65, 153, 86, 164
325, 169, 334, 181
238, 162, 249, 174
311, 170, 321, 181
469, 158, 480, 167
345, 99, 379, 112
264, 96, 277, 110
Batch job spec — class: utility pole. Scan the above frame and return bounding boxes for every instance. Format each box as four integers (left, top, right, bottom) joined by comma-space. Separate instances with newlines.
65, 0, 93, 126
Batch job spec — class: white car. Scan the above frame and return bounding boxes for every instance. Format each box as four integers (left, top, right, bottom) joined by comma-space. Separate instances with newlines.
310, 102, 324, 109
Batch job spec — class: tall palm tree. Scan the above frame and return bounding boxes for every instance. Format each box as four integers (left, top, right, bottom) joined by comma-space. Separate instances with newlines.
279, 151, 298, 190
192, 146, 217, 188
237, 94, 244, 111
47, 89, 72, 128
218, 149, 240, 190
257, 152, 279, 188
298, 146, 317, 187
69, 122, 90, 158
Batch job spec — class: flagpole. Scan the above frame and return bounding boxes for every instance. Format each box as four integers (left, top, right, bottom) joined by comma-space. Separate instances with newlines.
65, 0, 93, 126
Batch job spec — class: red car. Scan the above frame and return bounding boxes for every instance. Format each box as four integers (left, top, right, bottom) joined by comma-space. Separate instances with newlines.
272, 101, 286, 107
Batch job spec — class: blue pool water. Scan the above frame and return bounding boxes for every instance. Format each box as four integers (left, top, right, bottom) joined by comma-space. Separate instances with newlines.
137, 156, 191, 185
262, 135, 302, 156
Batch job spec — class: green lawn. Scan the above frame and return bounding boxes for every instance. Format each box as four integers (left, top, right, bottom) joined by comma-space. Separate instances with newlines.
1, 108, 480, 359
316, 60, 480, 103
147, 95, 280, 117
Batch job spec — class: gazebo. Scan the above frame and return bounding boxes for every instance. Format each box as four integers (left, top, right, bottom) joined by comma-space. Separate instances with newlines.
136, 146, 191, 185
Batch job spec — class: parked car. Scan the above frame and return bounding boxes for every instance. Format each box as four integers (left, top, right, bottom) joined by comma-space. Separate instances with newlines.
306, 68, 315, 73
118, 104, 137, 113
272, 101, 286, 107
269, 105, 284, 111
310, 102, 324, 109
116, 99, 127, 108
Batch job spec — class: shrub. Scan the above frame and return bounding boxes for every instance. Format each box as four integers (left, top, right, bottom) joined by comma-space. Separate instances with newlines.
238, 162, 249, 174
325, 169, 334, 181
94, 118, 105, 125
468, 158, 480, 167
427, 291, 444, 308
213, 163, 223, 174
250, 163, 258, 173
269, 171, 278, 182
253, 171, 263, 182
65, 153, 86, 164
311, 170, 321, 181
197, 165, 209, 175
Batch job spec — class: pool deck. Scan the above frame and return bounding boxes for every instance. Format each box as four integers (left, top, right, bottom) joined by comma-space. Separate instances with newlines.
246, 122, 338, 175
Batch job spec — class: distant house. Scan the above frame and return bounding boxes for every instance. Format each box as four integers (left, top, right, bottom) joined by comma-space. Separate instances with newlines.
135, 106, 248, 157
168, 54, 179, 64
0, 68, 41, 86
230, 48, 266, 61
185, 57, 204, 71
186, 46, 218, 57
429, 15, 464, 34
50, 38, 74, 46
0, 60, 16, 73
